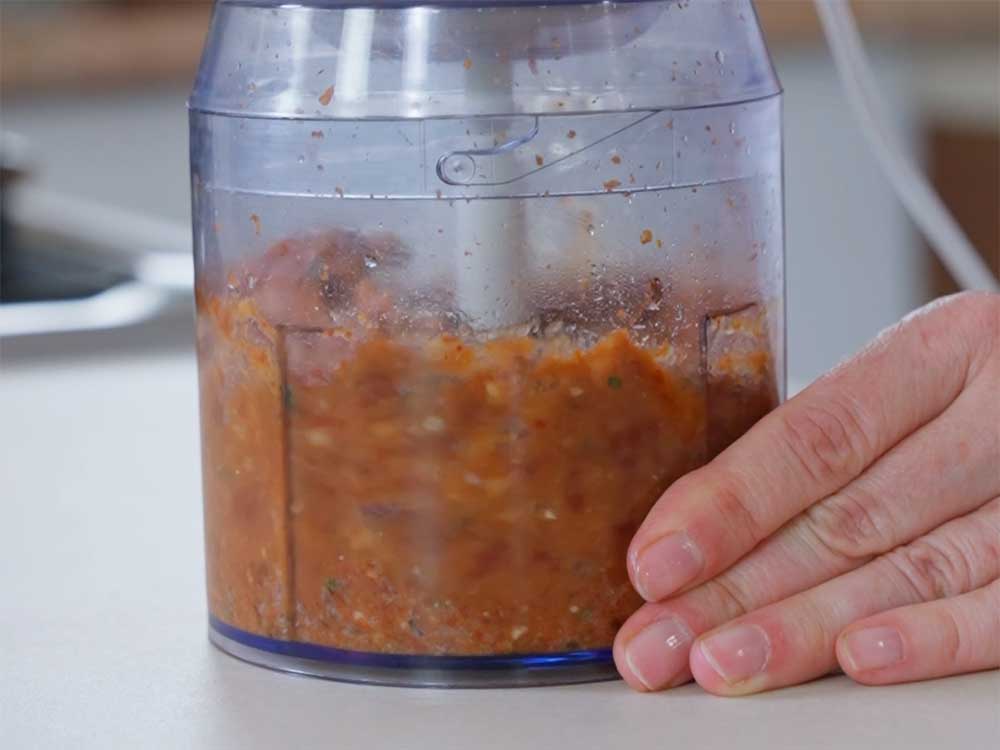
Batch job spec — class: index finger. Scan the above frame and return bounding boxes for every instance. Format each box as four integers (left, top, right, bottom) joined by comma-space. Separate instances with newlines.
628, 293, 985, 603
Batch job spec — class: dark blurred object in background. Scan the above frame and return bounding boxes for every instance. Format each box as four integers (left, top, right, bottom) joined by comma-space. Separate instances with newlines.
928, 126, 1000, 296
0, 132, 129, 303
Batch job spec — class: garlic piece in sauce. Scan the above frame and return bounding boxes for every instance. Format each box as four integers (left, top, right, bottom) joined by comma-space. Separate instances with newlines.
422, 415, 446, 433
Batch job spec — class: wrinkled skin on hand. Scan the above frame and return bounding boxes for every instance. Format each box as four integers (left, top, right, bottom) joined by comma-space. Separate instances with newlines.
615, 292, 1000, 694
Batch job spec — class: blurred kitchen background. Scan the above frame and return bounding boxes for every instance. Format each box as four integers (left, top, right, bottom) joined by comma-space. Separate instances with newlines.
1, 0, 998, 386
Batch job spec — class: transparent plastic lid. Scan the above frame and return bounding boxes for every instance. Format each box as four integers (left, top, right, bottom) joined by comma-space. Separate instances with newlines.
190, 0, 780, 119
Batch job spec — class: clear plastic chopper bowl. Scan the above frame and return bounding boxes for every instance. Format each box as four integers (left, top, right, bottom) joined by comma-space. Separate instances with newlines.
190, 0, 784, 687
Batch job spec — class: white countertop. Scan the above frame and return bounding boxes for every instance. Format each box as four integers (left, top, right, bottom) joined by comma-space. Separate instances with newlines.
2, 333, 998, 750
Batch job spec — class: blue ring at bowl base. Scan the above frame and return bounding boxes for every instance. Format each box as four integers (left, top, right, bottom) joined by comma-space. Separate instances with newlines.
209, 615, 619, 688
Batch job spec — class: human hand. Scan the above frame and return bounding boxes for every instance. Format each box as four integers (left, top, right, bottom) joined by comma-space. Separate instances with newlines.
615, 292, 1000, 694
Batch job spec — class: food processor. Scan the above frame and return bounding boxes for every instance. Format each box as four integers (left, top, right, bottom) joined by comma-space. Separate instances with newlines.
189, 0, 783, 687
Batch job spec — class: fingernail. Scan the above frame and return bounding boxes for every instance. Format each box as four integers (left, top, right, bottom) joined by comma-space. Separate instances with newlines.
632, 532, 703, 601
624, 617, 694, 691
842, 627, 904, 672
700, 624, 771, 685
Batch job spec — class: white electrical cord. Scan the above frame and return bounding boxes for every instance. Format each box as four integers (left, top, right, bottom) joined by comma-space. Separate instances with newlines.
815, 0, 999, 293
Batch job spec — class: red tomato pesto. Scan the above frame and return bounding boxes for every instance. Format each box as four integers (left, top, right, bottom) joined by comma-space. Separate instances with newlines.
197, 231, 778, 655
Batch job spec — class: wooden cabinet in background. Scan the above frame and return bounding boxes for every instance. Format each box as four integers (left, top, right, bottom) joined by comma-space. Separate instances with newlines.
927, 127, 1000, 296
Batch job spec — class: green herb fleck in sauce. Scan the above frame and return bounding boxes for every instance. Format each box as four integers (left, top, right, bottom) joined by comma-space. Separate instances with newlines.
324, 577, 342, 594
607, 375, 623, 390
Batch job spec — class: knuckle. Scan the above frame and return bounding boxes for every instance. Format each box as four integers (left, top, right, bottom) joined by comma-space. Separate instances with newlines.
937, 606, 965, 667
953, 290, 1000, 318
885, 537, 973, 602
701, 574, 755, 620
899, 292, 1000, 379
916, 290, 999, 323
711, 475, 768, 547
779, 398, 873, 486
804, 597, 837, 653
976, 499, 1000, 577
961, 291, 1000, 366
787, 592, 837, 657
803, 485, 894, 561
987, 578, 1000, 610
932, 291, 1000, 366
